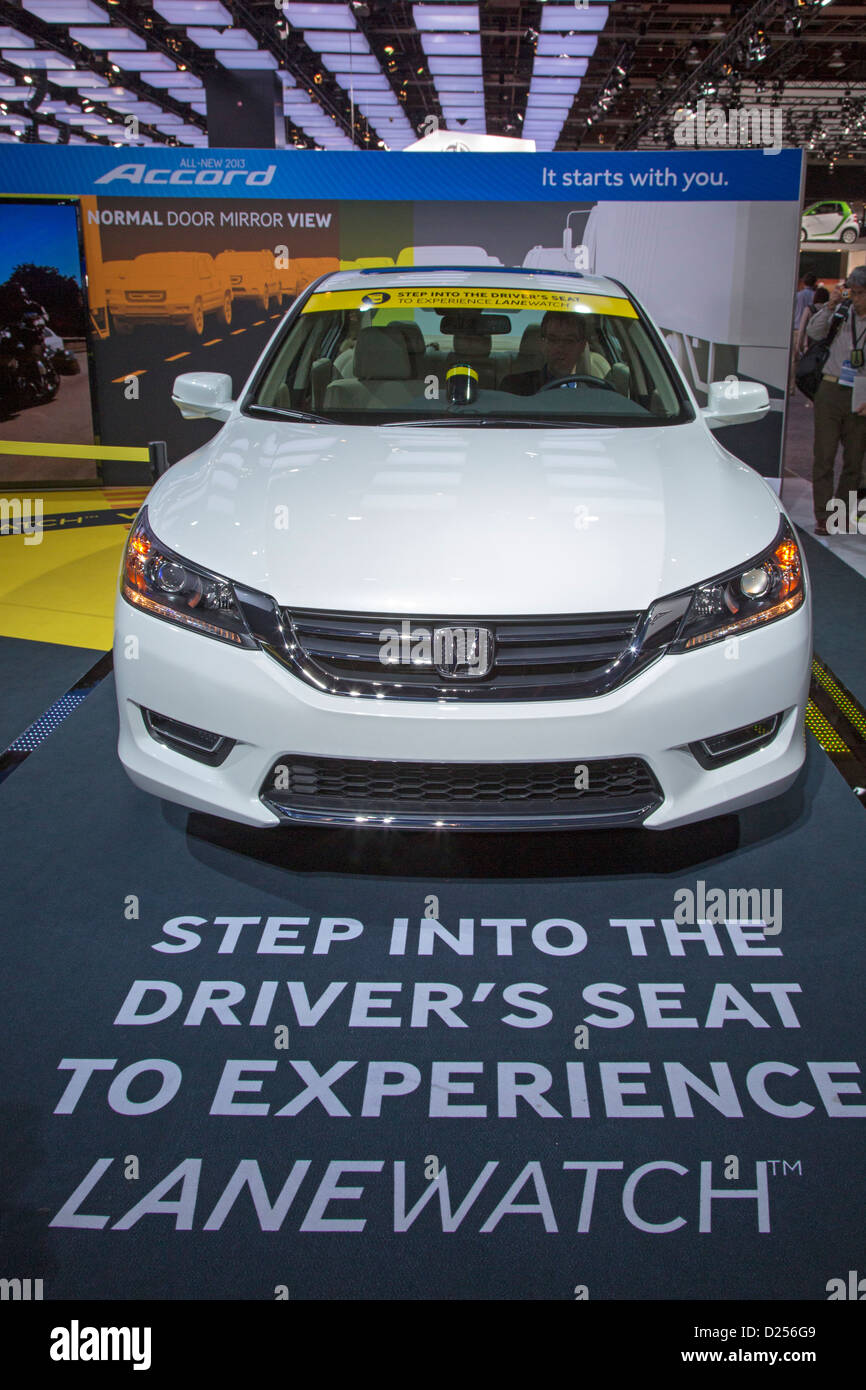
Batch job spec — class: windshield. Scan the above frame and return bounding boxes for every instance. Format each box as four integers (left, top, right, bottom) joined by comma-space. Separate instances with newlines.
247, 283, 693, 427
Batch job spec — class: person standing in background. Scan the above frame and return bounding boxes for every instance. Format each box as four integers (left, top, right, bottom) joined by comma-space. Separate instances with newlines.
792, 284, 829, 400
806, 266, 866, 535
794, 272, 817, 328
796, 285, 829, 358
789, 273, 817, 395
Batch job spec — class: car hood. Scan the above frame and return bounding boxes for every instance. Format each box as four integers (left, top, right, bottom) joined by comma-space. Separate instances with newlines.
148, 415, 783, 614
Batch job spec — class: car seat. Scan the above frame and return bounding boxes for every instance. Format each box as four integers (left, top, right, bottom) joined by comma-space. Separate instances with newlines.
513, 323, 544, 373
384, 320, 426, 377
310, 357, 335, 409
607, 362, 631, 397
323, 326, 426, 409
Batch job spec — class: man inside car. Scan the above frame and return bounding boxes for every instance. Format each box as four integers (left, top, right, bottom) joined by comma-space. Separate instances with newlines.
502, 309, 610, 394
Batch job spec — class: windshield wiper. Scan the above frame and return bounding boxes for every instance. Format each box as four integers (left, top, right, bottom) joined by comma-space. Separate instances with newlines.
379, 415, 604, 428
379, 416, 485, 427
476, 416, 605, 428
247, 404, 334, 425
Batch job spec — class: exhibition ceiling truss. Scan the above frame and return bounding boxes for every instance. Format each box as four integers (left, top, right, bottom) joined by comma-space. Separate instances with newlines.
0, 0, 863, 162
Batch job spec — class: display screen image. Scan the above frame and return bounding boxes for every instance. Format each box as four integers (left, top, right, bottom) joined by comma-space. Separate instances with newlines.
0, 198, 96, 483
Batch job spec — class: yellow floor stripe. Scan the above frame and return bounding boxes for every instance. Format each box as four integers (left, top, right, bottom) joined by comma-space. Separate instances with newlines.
805, 699, 852, 756
0, 488, 146, 515
811, 659, 866, 738
0, 488, 139, 648
0, 442, 149, 461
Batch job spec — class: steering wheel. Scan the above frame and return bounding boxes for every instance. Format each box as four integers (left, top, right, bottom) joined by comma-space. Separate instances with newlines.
537, 373, 619, 394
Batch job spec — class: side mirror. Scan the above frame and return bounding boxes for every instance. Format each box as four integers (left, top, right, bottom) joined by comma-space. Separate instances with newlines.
172, 371, 234, 421
702, 379, 770, 429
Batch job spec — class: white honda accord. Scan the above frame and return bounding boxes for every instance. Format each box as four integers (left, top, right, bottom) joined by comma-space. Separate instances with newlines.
114, 267, 811, 830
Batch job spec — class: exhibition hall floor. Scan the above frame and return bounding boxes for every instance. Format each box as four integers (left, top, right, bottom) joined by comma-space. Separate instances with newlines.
2, 520, 866, 1300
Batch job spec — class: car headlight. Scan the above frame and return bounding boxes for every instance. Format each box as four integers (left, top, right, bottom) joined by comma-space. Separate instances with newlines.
121, 507, 257, 648
643, 520, 805, 654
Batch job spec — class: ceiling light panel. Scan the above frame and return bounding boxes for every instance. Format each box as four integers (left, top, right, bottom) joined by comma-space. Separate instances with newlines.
0, 27, 33, 46
283, 4, 357, 29
44, 70, 108, 86
420, 34, 481, 57
3, 50, 76, 68
69, 28, 147, 49
144, 70, 203, 85
432, 75, 482, 92
109, 52, 178, 70
23, 0, 109, 20
530, 77, 582, 93
153, 1, 231, 23
533, 59, 589, 78
537, 34, 598, 58
122, 102, 165, 117
320, 54, 380, 73
412, 5, 479, 30
216, 50, 278, 68
427, 58, 482, 76
331, 72, 389, 88
539, 4, 609, 31
302, 30, 369, 53
186, 27, 258, 49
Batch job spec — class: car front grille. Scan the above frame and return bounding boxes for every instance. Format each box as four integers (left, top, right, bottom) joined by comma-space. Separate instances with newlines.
276, 608, 649, 701
260, 754, 663, 829
125, 290, 166, 302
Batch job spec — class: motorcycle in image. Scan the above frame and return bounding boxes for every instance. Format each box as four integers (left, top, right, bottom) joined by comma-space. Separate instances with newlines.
0, 286, 61, 420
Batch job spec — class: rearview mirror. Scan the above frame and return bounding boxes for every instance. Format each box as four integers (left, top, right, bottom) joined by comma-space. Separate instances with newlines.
702, 379, 770, 429
172, 372, 234, 421
439, 312, 511, 335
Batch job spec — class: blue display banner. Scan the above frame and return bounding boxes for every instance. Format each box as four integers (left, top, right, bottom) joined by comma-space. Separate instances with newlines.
0, 144, 803, 201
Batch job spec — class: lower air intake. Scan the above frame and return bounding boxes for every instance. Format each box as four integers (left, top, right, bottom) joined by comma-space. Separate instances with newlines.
260, 754, 663, 830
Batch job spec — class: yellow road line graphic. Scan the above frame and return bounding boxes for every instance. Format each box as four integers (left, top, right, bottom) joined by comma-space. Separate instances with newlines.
303, 286, 638, 317
203, 338, 222, 346
165, 351, 191, 362
111, 369, 146, 383
253, 320, 265, 326
230, 328, 247, 336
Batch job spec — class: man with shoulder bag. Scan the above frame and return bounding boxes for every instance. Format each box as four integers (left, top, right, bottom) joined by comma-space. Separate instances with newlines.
803, 265, 866, 535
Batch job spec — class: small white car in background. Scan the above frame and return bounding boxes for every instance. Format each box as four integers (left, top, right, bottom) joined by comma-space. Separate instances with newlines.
115, 267, 811, 831
801, 199, 863, 244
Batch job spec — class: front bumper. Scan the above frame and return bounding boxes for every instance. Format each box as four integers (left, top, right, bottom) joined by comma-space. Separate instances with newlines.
109, 301, 193, 324
114, 594, 812, 831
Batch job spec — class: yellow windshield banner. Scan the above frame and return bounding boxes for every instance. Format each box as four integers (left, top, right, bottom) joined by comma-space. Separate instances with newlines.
302, 285, 638, 318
